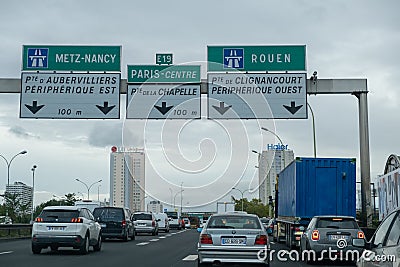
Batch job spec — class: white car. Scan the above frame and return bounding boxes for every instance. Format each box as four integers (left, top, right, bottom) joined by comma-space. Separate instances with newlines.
31, 206, 102, 254
154, 212, 170, 232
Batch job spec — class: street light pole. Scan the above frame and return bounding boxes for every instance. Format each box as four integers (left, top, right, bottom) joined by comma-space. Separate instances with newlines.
97, 184, 101, 202
0, 150, 28, 187
232, 187, 250, 212
180, 182, 183, 216
307, 103, 317, 158
75, 178, 102, 200
30, 165, 37, 223
139, 196, 148, 211
173, 190, 184, 210
169, 188, 173, 208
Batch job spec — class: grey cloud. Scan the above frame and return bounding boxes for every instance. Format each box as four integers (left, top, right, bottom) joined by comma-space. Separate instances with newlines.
8, 125, 39, 139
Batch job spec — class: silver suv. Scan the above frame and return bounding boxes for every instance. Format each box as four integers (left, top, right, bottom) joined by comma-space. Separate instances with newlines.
31, 206, 102, 254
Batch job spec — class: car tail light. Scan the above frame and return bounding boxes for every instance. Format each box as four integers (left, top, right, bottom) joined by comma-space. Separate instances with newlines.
200, 234, 213, 244
255, 235, 268, 245
71, 218, 83, 223
122, 220, 126, 227
152, 220, 156, 227
35, 217, 43, 222
357, 231, 365, 239
311, 230, 320, 241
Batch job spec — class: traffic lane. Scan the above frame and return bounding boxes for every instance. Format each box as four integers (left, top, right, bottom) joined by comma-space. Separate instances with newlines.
269, 240, 356, 267
0, 229, 200, 267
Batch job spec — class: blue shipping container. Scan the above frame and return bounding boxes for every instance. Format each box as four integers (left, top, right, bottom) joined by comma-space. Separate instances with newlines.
278, 157, 356, 219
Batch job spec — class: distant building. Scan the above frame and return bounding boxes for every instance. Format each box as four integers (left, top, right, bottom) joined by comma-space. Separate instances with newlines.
110, 147, 145, 211
5, 182, 33, 213
147, 200, 163, 213
257, 148, 294, 205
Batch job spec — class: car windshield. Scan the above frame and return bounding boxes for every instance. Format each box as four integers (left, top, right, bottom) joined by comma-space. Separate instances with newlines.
133, 213, 152, 220
316, 218, 358, 229
165, 212, 178, 219
207, 216, 261, 229
93, 208, 123, 222
40, 210, 79, 223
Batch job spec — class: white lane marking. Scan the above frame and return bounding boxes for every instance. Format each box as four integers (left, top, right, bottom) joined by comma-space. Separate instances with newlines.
136, 242, 150, 246
159, 236, 167, 239
183, 255, 198, 261
270, 242, 275, 244
171, 233, 177, 235
0, 251, 13, 255
149, 239, 159, 242
166, 234, 172, 237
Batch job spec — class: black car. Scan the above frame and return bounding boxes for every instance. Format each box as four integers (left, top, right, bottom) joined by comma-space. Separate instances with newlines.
93, 207, 135, 241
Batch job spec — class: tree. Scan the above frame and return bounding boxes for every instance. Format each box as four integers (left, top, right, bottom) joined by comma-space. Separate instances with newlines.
33, 193, 77, 220
232, 197, 269, 218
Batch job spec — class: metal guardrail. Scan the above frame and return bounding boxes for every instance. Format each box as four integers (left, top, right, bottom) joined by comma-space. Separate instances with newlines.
0, 224, 32, 240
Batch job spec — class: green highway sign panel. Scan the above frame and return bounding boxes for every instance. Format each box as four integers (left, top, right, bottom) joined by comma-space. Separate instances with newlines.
22, 45, 121, 71
156, 53, 173, 65
208, 45, 306, 72
127, 65, 201, 83
20, 72, 120, 119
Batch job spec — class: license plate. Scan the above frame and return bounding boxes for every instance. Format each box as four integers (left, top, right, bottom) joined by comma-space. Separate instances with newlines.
329, 235, 349, 240
221, 238, 246, 245
47, 226, 65, 231
100, 224, 107, 228
138, 223, 146, 226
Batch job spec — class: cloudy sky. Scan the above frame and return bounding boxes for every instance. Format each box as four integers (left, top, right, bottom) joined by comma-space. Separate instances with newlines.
0, 0, 399, 210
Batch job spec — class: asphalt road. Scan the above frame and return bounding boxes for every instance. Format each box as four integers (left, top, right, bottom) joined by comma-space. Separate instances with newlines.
0, 229, 356, 267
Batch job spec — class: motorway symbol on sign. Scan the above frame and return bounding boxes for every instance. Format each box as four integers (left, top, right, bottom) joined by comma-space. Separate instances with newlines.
212, 102, 232, 115
126, 84, 200, 119
25, 100, 45, 114
207, 73, 307, 119
208, 45, 306, 72
154, 102, 174, 115
20, 73, 120, 119
96, 101, 116, 115
22, 45, 121, 71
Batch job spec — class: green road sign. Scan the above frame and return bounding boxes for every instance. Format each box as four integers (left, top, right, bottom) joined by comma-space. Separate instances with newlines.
208, 45, 306, 72
22, 45, 121, 71
127, 65, 201, 83
156, 53, 173, 65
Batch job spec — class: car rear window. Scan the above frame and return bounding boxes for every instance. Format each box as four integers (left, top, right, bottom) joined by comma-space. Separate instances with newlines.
93, 208, 124, 221
133, 213, 152, 220
207, 216, 261, 229
316, 218, 358, 229
40, 210, 79, 223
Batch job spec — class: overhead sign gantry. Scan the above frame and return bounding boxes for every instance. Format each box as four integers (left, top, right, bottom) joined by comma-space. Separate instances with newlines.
20, 45, 121, 119
126, 63, 201, 119
207, 45, 307, 119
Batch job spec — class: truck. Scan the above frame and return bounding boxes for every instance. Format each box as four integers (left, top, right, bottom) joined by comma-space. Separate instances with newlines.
274, 157, 357, 248
377, 168, 400, 221
216, 202, 235, 213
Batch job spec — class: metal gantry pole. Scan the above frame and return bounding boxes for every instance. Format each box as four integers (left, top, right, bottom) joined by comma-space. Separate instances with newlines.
355, 92, 373, 227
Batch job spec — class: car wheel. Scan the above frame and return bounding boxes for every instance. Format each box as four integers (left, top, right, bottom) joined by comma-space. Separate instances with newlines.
79, 234, 90, 255
130, 230, 135, 240
197, 258, 209, 266
50, 245, 58, 251
32, 245, 41, 254
123, 230, 129, 242
93, 233, 102, 252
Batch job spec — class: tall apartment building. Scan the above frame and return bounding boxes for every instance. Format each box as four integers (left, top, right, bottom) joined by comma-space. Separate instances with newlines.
5, 181, 33, 213
110, 147, 145, 212
257, 146, 294, 205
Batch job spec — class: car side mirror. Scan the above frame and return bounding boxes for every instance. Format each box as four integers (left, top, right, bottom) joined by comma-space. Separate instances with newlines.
352, 238, 366, 248
132, 217, 136, 221
156, 219, 161, 222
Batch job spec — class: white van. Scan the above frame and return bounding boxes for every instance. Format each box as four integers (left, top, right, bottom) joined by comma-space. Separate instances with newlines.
154, 213, 170, 232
